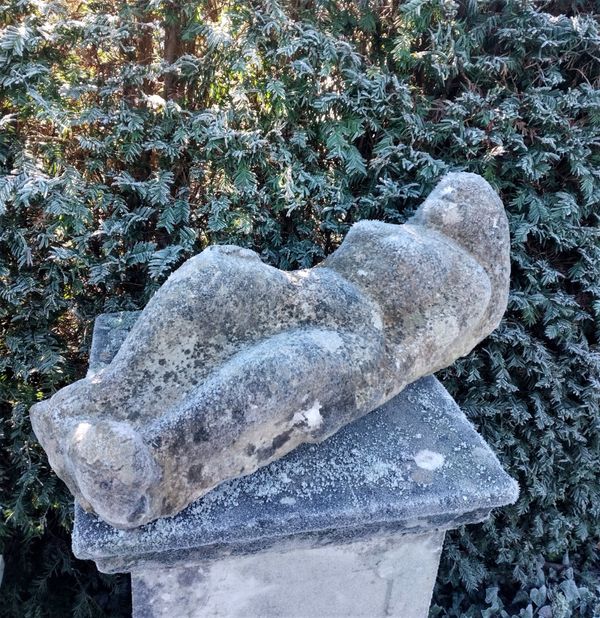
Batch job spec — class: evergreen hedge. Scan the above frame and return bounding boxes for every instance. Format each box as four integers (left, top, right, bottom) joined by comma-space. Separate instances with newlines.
0, 0, 598, 615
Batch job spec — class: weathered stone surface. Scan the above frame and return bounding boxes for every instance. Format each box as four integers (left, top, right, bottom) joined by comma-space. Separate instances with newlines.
31, 172, 510, 528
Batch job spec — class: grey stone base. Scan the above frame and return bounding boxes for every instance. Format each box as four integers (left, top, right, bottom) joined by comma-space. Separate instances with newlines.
132, 530, 445, 618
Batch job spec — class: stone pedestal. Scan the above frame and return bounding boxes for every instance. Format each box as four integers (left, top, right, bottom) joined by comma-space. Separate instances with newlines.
131, 531, 445, 617
72, 313, 519, 618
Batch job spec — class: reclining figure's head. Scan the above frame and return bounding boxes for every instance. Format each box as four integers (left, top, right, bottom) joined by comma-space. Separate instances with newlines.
411, 172, 509, 281
410, 172, 510, 330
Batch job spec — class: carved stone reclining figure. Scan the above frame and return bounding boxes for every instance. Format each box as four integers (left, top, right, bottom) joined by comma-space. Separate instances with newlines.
30, 172, 510, 529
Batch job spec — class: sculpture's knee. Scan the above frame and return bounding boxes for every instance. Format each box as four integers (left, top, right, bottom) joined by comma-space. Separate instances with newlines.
67, 420, 160, 528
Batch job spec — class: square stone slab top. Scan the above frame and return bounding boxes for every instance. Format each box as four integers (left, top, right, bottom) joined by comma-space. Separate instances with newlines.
73, 312, 519, 574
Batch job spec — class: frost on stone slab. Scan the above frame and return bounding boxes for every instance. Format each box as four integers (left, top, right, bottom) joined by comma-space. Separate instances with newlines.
414, 450, 446, 471
30, 172, 510, 529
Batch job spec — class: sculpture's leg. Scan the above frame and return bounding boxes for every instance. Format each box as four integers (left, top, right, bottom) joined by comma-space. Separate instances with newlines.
66, 326, 384, 527
65, 418, 161, 527
31, 386, 162, 523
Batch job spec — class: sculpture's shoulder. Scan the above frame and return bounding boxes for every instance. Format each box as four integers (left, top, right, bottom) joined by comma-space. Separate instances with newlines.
320, 172, 510, 336
409, 172, 510, 330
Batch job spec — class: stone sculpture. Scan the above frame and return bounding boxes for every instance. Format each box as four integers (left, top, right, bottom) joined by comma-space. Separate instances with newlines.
30, 172, 510, 529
